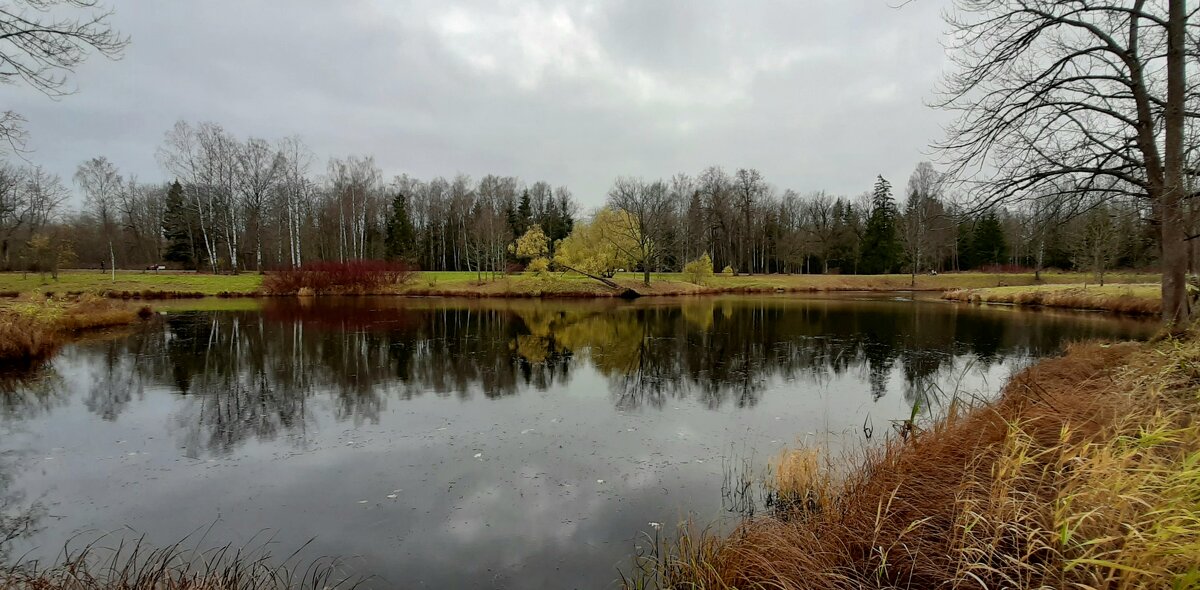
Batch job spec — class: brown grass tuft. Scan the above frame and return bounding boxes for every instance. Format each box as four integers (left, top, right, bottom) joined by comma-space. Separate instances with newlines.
944, 285, 1161, 315
0, 295, 150, 365
0, 536, 363, 590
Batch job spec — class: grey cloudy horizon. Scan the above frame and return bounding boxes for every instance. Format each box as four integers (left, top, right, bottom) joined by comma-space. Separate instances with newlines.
5, 0, 954, 208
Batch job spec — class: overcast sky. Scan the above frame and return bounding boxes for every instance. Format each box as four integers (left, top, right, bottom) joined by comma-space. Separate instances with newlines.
6, 0, 954, 208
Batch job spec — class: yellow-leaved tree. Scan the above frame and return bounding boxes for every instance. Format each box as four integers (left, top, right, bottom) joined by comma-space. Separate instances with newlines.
554, 208, 636, 287
511, 225, 551, 276
682, 253, 713, 285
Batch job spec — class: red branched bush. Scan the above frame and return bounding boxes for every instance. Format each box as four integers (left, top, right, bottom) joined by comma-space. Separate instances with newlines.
262, 260, 416, 295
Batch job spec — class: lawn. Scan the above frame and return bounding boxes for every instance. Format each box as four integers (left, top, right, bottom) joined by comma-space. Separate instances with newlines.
0, 270, 264, 296
0, 269, 1162, 298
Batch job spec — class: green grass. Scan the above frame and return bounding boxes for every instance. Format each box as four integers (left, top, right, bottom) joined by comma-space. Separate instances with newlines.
0, 270, 263, 296
0, 269, 1162, 298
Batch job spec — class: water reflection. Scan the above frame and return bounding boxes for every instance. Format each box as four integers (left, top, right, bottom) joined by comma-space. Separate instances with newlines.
0, 295, 1157, 587
12, 297, 1149, 455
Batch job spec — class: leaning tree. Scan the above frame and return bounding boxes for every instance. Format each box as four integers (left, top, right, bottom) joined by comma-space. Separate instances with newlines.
935, 0, 1198, 325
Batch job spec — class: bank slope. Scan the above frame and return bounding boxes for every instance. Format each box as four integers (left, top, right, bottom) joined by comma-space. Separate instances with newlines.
630, 332, 1200, 589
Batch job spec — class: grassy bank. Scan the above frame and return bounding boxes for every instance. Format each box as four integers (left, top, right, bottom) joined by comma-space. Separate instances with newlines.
406, 270, 1159, 297
628, 333, 1200, 588
0, 270, 1159, 299
943, 283, 1161, 315
0, 295, 151, 364
0, 270, 262, 297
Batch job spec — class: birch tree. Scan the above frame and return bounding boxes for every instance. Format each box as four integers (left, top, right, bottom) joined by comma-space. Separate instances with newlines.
74, 156, 121, 279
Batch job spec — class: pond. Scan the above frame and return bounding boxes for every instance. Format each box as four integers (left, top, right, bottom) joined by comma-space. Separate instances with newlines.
0, 295, 1155, 588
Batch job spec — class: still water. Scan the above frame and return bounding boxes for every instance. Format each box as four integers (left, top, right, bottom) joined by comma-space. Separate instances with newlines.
0, 295, 1154, 588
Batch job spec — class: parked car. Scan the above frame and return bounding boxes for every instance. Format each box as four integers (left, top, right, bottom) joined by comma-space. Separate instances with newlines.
147, 264, 167, 271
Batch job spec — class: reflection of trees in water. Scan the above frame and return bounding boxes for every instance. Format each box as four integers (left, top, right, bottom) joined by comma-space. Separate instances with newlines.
4, 298, 1150, 455
0, 458, 40, 562
0, 369, 67, 422
0, 411, 46, 561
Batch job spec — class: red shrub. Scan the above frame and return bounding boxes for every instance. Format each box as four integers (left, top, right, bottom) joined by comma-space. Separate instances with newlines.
262, 260, 416, 295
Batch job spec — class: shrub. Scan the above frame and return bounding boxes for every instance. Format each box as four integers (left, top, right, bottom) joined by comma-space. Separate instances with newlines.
683, 253, 714, 285
526, 257, 551, 276
262, 260, 416, 295
721, 265, 735, 276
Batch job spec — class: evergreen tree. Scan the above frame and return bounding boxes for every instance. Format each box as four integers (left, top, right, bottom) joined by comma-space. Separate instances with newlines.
384, 192, 416, 261
516, 190, 532, 231
971, 210, 1008, 267
859, 176, 900, 274
955, 221, 974, 270
505, 202, 521, 247
161, 180, 194, 268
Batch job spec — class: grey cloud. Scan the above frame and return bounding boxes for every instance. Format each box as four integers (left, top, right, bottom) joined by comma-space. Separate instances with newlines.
2, 0, 953, 207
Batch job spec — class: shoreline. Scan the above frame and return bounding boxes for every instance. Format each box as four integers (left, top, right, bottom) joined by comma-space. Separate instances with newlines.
0, 270, 1163, 305
628, 329, 1197, 588
942, 284, 1161, 316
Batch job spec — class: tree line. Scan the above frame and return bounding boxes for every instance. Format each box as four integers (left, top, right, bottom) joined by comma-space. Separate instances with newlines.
0, 120, 1162, 283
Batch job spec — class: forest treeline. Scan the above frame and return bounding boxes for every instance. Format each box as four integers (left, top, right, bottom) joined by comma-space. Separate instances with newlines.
1, 120, 1158, 280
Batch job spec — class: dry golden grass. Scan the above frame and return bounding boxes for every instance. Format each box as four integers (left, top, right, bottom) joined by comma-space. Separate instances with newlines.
627, 335, 1200, 589
0, 295, 148, 364
0, 537, 361, 590
944, 284, 1161, 315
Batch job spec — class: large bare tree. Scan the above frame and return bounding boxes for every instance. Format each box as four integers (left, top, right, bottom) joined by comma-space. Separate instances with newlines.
901, 162, 947, 286
73, 155, 121, 279
935, 0, 1199, 325
606, 177, 676, 287
0, 0, 127, 151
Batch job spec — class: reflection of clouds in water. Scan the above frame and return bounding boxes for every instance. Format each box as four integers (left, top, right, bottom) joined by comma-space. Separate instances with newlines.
0, 297, 1156, 587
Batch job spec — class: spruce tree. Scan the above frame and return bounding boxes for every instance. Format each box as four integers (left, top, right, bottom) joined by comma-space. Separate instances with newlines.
384, 193, 416, 261
162, 180, 194, 268
971, 211, 1008, 267
516, 190, 532, 231
859, 175, 900, 274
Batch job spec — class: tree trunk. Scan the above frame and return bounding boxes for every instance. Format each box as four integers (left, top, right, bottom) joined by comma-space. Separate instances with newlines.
1162, 0, 1190, 326
558, 262, 622, 290
109, 241, 116, 282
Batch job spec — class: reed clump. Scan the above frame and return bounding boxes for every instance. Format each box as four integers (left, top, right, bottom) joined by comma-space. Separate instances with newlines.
0, 536, 362, 590
627, 335, 1200, 589
0, 294, 148, 364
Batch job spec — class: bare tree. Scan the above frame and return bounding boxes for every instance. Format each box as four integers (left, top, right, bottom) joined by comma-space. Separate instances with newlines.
116, 177, 164, 265
1072, 205, 1123, 285
936, 0, 1199, 325
157, 121, 232, 273
0, 0, 128, 151
236, 137, 282, 271
73, 155, 121, 279
900, 162, 946, 286
275, 136, 312, 268
606, 177, 676, 286
805, 191, 839, 273
0, 163, 26, 265
22, 165, 65, 232
733, 168, 765, 273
